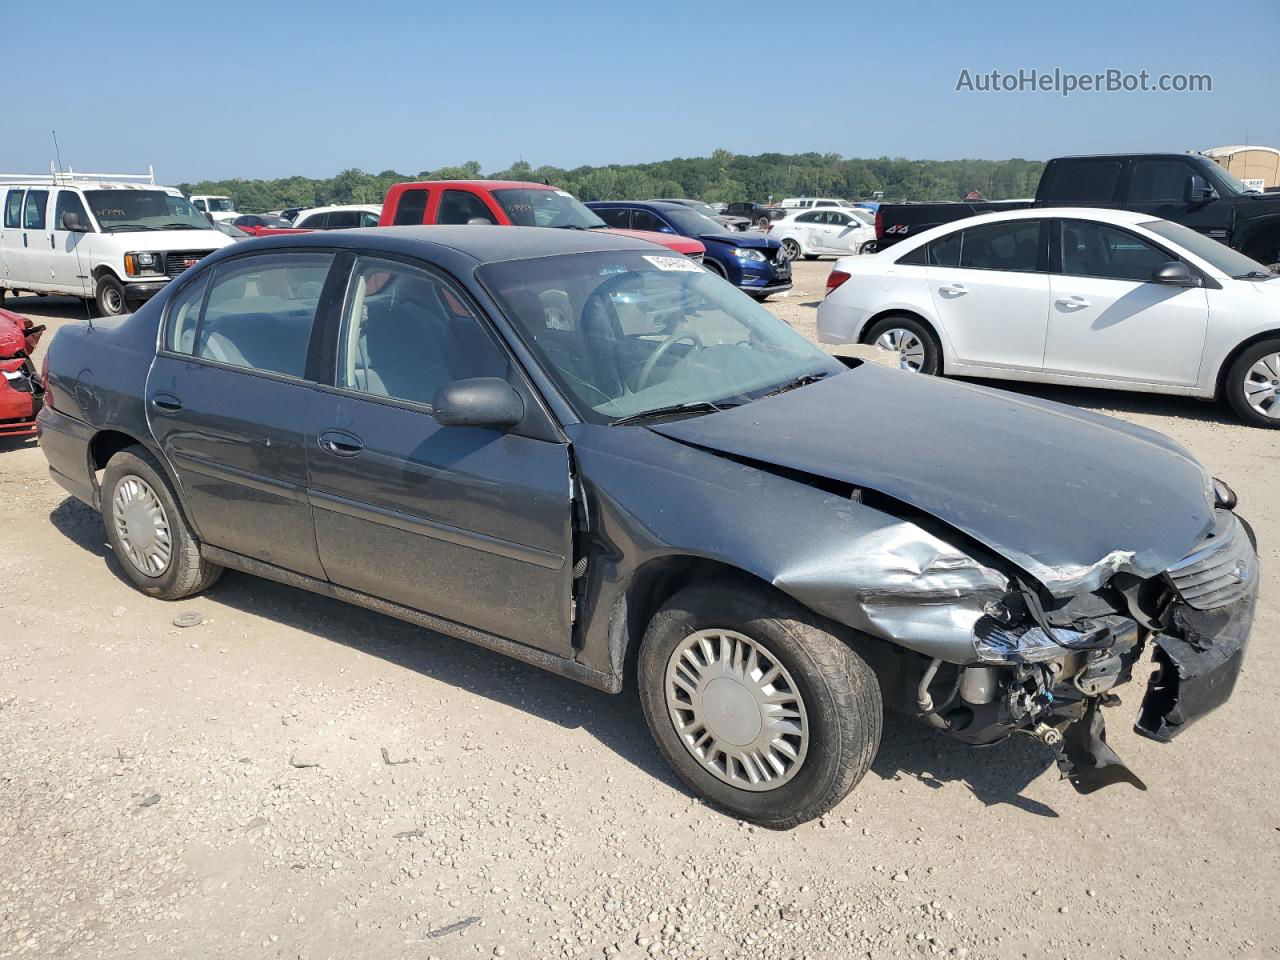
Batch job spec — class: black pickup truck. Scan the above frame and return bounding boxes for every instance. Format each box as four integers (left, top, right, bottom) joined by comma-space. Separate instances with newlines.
874, 153, 1280, 268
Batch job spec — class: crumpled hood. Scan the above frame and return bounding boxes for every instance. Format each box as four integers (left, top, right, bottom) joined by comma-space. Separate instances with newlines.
649, 364, 1215, 595
701, 231, 776, 249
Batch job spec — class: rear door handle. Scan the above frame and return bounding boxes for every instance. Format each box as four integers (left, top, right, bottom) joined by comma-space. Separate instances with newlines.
150, 393, 183, 412
318, 429, 364, 457
1055, 296, 1090, 309
938, 283, 967, 297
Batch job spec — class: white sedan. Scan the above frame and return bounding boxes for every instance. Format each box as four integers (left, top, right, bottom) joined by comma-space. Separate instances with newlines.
770, 208, 875, 262
816, 207, 1280, 427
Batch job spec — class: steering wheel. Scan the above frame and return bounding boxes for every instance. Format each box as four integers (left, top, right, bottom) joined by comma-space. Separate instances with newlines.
637, 332, 704, 391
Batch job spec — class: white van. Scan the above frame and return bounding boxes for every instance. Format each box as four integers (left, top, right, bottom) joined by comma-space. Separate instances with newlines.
189, 194, 239, 222
0, 168, 233, 316
779, 197, 859, 210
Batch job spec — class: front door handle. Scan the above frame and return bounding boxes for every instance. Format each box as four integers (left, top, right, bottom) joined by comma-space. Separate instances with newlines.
150, 393, 183, 412
938, 283, 967, 297
318, 429, 364, 457
1055, 296, 1091, 309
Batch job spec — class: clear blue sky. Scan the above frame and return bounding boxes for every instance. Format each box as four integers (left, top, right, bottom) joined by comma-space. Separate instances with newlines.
9, 0, 1277, 182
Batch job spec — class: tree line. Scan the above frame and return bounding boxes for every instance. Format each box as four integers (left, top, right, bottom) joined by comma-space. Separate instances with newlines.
177, 150, 1044, 214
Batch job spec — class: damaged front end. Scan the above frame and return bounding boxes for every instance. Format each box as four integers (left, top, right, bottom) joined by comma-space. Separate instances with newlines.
0, 309, 45, 438
886, 507, 1258, 794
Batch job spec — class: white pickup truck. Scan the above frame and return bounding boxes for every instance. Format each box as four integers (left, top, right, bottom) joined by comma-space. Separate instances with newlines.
0, 168, 233, 316
189, 194, 240, 222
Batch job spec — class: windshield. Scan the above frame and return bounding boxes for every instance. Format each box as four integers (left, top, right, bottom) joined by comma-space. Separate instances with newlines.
479, 251, 840, 423
205, 197, 235, 211
1141, 219, 1275, 279
663, 207, 725, 236
491, 188, 605, 229
849, 209, 874, 226
84, 191, 214, 232
673, 200, 719, 218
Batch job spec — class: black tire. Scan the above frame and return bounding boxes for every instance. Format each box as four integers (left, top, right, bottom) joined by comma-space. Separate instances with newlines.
701, 257, 727, 280
637, 582, 882, 828
756, 216, 770, 229
780, 238, 801, 262
863, 313, 942, 375
101, 446, 223, 599
94, 274, 129, 317
803, 254, 819, 261
1223, 337, 1280, 428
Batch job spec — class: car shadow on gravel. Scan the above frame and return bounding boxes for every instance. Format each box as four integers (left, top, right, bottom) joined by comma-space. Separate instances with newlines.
960, 377, 1241, 427
872, 713, 1061, 817
48, 495, 682, 789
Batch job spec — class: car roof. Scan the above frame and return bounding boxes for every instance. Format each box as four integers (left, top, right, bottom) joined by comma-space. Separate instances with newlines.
294, 204, 383, 216
219, 224, 661, 264
394, 180, 556, 192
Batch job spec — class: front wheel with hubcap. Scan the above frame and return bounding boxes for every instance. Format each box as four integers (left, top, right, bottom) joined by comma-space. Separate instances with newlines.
101, 446, 223, 598
864, 314, 941, 375
94, 274, 129, 317
638, 582, 882, 828
1225, 338, 1280, 427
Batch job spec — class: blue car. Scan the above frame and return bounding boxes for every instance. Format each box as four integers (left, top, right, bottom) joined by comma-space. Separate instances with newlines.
586, 200, 792, 300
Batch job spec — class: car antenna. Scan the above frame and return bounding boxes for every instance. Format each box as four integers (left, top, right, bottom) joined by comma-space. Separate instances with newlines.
52, 130, 93, 329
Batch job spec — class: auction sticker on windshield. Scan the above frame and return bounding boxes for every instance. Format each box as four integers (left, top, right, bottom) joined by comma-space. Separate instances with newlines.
643, 255, 703, 272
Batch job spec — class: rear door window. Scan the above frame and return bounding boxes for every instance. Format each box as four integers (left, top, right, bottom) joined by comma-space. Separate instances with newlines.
23, 190, 48, 230
326, 210, 361, 229
1038, 160, 1123, 203
297, 212, 328, 229
392, 188, 430, 225
594, 208, 631, 228
924, 231, 962, 267
437, 190, 496, 225
957, 220, 1042, 272
189, 253, 335, 378
4, 190, 25, 228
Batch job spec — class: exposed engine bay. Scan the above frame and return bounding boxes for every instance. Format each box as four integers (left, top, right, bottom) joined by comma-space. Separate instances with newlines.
0, 308, 45, 438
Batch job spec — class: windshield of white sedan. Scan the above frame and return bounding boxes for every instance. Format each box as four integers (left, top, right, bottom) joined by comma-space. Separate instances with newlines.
480, 252, 840, 423
491, 188, 606, 229
1142, 219, 1275, 279
85, 191, 213, 232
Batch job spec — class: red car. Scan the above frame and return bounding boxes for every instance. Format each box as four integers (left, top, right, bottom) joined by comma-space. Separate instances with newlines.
232, 214, 310, 237
379, 180, 706, 259
0, 309, 45, 438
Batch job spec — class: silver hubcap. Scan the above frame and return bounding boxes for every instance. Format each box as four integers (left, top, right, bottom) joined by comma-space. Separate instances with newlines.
103, 287, 123, 314
874, 328, 927, 372
781, 240, 799, 261
112, 474, 173, 576
664, 629, 809, 792
1243, 352, 1280, 419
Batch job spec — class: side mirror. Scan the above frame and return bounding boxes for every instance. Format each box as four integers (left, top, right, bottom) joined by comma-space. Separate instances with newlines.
61, 211, 87, 232
1187, 175, 1218, 204
432, 377, 523, 429
1153, 261, 1196, 286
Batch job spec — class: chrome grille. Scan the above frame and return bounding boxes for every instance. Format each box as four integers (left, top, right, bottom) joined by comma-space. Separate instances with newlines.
165, 251, 213, 278
1165, 513, 1255, 609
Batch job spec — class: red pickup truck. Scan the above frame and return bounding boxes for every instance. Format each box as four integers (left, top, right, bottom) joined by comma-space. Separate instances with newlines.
378, 180, 706, 259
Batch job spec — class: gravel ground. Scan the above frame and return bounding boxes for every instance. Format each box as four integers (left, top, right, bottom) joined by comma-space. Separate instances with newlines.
1, 262, 1276, 959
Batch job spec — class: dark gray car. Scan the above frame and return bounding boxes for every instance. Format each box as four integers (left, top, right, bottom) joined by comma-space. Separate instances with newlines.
37, 227, 1257, 827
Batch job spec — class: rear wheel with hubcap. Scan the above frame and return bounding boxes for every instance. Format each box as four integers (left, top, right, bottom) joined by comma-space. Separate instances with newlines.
1225, 338, 1280, 428
101, 446, 223, 598
780, 238, 801, 262
638, 582, 882, 828
864, 314, 941, 375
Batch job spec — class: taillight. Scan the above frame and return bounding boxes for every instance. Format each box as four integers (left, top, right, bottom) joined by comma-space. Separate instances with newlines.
874, 208, 883, 238
825, 270, 851, 296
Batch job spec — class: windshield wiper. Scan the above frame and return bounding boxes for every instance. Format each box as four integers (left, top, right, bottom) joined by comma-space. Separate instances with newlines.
759, 371, 831, 399
160, 222, 203, 229
1234, 270, 1276, 281
611, 399, 739, 426
102, 224, 157, 232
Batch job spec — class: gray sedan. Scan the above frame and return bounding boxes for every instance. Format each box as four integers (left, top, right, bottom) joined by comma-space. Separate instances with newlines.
37, 226, 1257, 826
